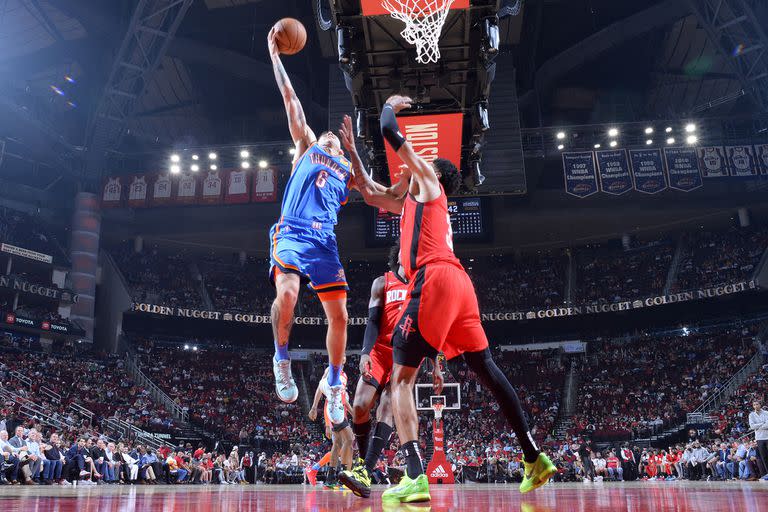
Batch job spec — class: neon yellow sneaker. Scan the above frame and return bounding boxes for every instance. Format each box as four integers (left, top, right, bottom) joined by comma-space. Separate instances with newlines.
339, 459, 372, 498
381, 474, 431, 503
520, 453, 557, 494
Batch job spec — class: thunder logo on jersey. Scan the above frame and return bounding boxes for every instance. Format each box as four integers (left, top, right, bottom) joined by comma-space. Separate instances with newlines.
280, 144, 351, 226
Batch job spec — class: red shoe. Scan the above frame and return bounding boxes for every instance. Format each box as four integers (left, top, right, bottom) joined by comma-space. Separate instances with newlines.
305, 468, 318, 486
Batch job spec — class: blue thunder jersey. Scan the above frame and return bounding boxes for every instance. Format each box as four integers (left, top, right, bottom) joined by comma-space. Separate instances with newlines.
280, 143, 352, 226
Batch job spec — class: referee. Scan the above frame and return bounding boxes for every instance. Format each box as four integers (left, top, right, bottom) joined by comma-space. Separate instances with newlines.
748, 399, 768, 479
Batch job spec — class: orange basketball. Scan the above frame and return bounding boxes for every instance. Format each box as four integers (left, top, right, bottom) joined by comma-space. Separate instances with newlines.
273, 18, 307, 55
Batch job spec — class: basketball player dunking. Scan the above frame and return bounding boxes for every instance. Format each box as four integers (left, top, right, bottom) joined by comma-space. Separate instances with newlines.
339, 242, 444, 498
266, 28, 351, 423
339, 97, 556, 503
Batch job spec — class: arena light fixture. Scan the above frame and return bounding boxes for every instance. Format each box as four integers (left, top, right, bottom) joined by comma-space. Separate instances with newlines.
192, 154, 199, 161
192, 346, 198, 351
646, 139, 653, 145
667, 137, 675, 145
685, 123, 696, 133
289, 148, 296, 155
170, 154, 181, 163
644, 127, 654, 135
210, 164, 218, 171
258, 160, 269, 169
686, 135, 698, 145
184, 344, 190, 350
594, 143, 601, 149
609, 140, 618, 148
608, 128, 619, 137
170, 164, 181, 174
208, 152, 217, 160
191, 164, 199, 172
665, 126, 673, 133
240, 149, 250, 159
556, 131, 565, 140
557, 144, 564, 150
241, 161, 251, 169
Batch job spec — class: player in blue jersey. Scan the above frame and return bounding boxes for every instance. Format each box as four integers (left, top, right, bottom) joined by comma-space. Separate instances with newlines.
267, 28, 350, 424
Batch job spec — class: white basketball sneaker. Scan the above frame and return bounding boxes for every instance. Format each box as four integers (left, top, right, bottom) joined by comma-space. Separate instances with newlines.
273, 354, 298, 403
327, 383, 345, 425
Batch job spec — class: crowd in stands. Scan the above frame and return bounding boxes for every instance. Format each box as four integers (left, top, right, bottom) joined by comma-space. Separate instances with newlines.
673, 226, 768, 293
0, 335, 177, 436
112, 246, 203, 309
112, 223, 768, 316
570, 325, 759, 441
0, 207, 69, 265
575, 239, 674, 306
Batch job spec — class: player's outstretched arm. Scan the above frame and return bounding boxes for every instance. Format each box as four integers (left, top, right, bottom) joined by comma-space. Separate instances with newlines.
268, 28, 316, 156
339, 115, 406, 214
308, 382, 323, 421
380, 95, 441, 201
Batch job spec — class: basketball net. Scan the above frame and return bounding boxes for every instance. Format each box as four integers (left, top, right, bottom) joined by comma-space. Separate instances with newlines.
381, 0, 455, 64
432, 403, 444, 420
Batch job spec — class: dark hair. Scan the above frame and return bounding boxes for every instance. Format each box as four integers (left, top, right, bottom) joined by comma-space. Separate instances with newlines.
388, 239, 400, 275
433, 158, 461, 195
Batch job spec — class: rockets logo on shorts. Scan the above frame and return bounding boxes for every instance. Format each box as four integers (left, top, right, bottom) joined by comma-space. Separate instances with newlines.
399, 315, 416, 337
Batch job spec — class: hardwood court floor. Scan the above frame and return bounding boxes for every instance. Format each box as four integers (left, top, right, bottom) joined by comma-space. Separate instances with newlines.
0, 481, 766, 511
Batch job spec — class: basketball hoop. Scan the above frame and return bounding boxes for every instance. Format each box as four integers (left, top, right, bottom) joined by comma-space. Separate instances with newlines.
381, 0, 455, 64
432, 402, 445, 419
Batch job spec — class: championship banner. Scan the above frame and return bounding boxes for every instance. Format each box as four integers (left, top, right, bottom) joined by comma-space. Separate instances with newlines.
629, 149, 667, 194
726, 145, 760, 176
562, 152, 599, 198
225, 168, 251, 204
127, 175, 149, 208
663, 147, 702, 192
200, 169, 224, 205
0, 243, 53, 264
697, 147, 728, 178
383, 113, 463, 185
175, 172, 198, 205
252, 168, 277, 202
101, 177, 123, 207
151, 173, 173, 206
756, 144, 768, 175
596, 149, 633, 195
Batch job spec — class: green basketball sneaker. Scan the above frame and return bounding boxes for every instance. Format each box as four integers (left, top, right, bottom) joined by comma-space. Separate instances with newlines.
520, 453, 557, 494
381, 474, 431, 503
339, 459, 372, 498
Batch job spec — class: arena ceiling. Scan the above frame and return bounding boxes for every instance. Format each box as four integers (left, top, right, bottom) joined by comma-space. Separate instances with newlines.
0, 0, 767, 180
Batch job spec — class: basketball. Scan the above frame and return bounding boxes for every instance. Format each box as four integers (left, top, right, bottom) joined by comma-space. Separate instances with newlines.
273, 18, 307, 55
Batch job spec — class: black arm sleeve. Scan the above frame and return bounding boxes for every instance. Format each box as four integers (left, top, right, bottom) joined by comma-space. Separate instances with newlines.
380, 104, 407, 151
362, 306, 384, 355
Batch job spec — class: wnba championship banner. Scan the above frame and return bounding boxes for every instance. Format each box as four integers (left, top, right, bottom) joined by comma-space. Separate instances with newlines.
726, 145, 760, 176
562, 152, 598, 198
383, 113, 463, 185
756, 144, 768, 175
629, 149, 667, 194
596, 150, 632, 195
697, 147, 728, 178
663, 147, 702, 192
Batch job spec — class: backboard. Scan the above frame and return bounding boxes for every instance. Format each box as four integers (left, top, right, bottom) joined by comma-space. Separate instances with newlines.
416, 382, 461, 411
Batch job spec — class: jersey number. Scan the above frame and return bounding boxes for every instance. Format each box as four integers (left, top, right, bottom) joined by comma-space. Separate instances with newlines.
446, 214, 454, 251
315, 170, 329, 188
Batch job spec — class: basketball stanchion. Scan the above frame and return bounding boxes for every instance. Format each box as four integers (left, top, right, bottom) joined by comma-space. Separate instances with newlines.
426, 402, 454, 484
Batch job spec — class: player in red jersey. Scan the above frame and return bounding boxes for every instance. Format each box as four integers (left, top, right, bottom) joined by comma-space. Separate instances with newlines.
339, 243, 443, 498
338, 97, 556, 502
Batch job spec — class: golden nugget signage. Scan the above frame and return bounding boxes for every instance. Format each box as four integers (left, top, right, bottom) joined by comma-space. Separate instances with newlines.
481, 281, 758, 321
0, 275, 78, 303
130, 303, 368, 325
131, 281, 759, 325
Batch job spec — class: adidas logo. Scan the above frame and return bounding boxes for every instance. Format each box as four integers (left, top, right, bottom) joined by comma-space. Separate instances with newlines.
430, 465, 449, 478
